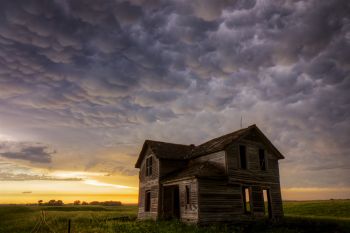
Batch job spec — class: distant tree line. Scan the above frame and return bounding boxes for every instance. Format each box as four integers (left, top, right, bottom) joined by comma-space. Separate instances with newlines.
74, 200, 122, 206
38, 200, 64, 206
38, 200, 122, 206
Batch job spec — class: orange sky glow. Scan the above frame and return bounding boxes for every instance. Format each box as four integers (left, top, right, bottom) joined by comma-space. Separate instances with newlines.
2, 178, 350, 204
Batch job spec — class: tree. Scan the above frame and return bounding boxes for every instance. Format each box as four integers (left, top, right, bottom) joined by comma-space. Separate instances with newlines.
102, 201, 122, 206
48, 200, 56, 206
56, 200, 64, 206
81, 201, 88, 205
73, 200, 81, 205
89, 201, 100, 205
38, 200, 43, 206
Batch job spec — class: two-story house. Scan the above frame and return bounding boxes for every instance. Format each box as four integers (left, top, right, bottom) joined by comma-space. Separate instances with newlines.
135, 124, 284, 224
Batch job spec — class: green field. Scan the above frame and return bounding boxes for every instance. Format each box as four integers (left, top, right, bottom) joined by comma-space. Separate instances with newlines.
0, 200, 349, 233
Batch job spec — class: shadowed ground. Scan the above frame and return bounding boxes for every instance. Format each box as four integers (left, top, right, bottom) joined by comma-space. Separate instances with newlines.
0, 200, 349, 233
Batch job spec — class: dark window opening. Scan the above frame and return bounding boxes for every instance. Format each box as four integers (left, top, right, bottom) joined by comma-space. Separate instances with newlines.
185, 185, 190, 205
146, 157, 152, 176
242, 187, 251, 214
145, 191, 151, 212
259, 149, 266, 170
263, 189, 272, 218
239, 145, 247, 169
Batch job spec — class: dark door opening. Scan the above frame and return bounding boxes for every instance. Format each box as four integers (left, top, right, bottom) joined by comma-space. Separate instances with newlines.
145, 190, 151, 212
173, 187, 180, 218
263, 189, 272, 218
162, 185, 180, 219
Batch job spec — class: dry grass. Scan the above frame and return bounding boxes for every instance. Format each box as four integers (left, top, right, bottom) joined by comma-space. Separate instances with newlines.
0, 200, 350, 233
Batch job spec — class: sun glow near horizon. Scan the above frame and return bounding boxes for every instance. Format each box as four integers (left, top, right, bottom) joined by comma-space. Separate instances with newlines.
1, 178, 349, 204
0, 179, 139, 204
0, 169, 139, 204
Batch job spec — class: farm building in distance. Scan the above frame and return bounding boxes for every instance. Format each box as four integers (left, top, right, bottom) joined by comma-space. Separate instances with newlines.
135, 124, 284, 224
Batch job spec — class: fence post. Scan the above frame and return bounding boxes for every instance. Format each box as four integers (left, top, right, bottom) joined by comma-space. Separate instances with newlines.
68, 219, 71, 233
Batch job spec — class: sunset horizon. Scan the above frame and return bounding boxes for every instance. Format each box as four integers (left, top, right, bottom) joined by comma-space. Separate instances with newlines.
2, 187, 350, 205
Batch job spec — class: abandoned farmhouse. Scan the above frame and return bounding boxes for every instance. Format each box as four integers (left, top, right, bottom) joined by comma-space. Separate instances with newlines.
135, 124, 284, 224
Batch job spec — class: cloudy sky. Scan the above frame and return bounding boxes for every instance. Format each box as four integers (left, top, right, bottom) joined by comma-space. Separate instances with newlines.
0, 0, 349, 203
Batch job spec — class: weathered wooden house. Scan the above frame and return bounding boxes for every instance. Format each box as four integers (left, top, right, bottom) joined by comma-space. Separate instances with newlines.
135, 124, 284, 224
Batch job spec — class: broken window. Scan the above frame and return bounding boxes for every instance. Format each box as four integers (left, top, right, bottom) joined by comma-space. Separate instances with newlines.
145, 156, 153, 176
242, 187, 251, 213
239, 145, 247, 169
263, 189, 272, 218
259, 149, 266, 170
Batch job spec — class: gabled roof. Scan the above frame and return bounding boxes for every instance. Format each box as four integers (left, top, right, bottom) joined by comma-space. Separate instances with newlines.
190, 124, 285, 159
135, 124, 284, 168
189, 127, 249, 158
161, 161, 226, 183
134, 140, 193, 168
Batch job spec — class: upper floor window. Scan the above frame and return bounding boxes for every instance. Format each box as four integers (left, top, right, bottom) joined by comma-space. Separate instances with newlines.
146, 156, 153, 176
259, 149, 266, 170
239, 145, 247, 169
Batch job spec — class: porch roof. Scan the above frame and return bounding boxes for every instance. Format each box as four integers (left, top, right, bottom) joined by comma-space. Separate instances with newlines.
161, 161, 226, 183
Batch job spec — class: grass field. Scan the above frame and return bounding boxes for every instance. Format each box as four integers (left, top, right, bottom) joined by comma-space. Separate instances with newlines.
0, 200, 349, 233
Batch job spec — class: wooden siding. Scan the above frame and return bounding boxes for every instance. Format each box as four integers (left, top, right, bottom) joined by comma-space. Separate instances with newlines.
198, 179, 244, 224
138, 147, 160, 220
197, 180, 282, 224
223, 134, 284, 219
161, 178, 199, 223
191, 151, 226, 172
179, 179, 198, 223
225, 139, 280, 184
269, 183, 283, 216
251, 186, 264, 215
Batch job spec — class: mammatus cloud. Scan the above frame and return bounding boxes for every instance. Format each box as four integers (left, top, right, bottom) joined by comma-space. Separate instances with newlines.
0, 142, 56, 163
0, 0, 349, 190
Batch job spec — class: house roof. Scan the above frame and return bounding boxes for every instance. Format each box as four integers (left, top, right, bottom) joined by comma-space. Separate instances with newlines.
134, 140, 193, 168
161, 161, 226, 183
134, 124, 284, 168
189, 124, 284, 159
189, 126, 249, 158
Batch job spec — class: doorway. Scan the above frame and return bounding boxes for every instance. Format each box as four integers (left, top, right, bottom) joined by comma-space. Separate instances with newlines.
263, 189, 272, 218
162, 185, 180, 219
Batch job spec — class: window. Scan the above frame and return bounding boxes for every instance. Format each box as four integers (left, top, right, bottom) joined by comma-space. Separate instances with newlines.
259, 149, 266, 170
242, 187, 251, 213
263, 189, 272, 217
145, 157, 152, 176
145, 191, 151, 212
239, 145, 247, 169
185, 185, 190, 205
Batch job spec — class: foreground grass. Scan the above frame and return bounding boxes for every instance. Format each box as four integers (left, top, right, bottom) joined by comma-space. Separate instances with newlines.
283, 200, 350, 220
0, 200, 349, 233
0, 205, 137, 233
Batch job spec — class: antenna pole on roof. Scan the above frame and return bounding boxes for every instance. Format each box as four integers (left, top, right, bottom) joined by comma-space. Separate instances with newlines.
240, 115, 243, 129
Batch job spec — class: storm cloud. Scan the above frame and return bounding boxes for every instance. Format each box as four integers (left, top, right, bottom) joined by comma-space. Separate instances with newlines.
0, 142, 55, 163
0, 0, 349, 190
